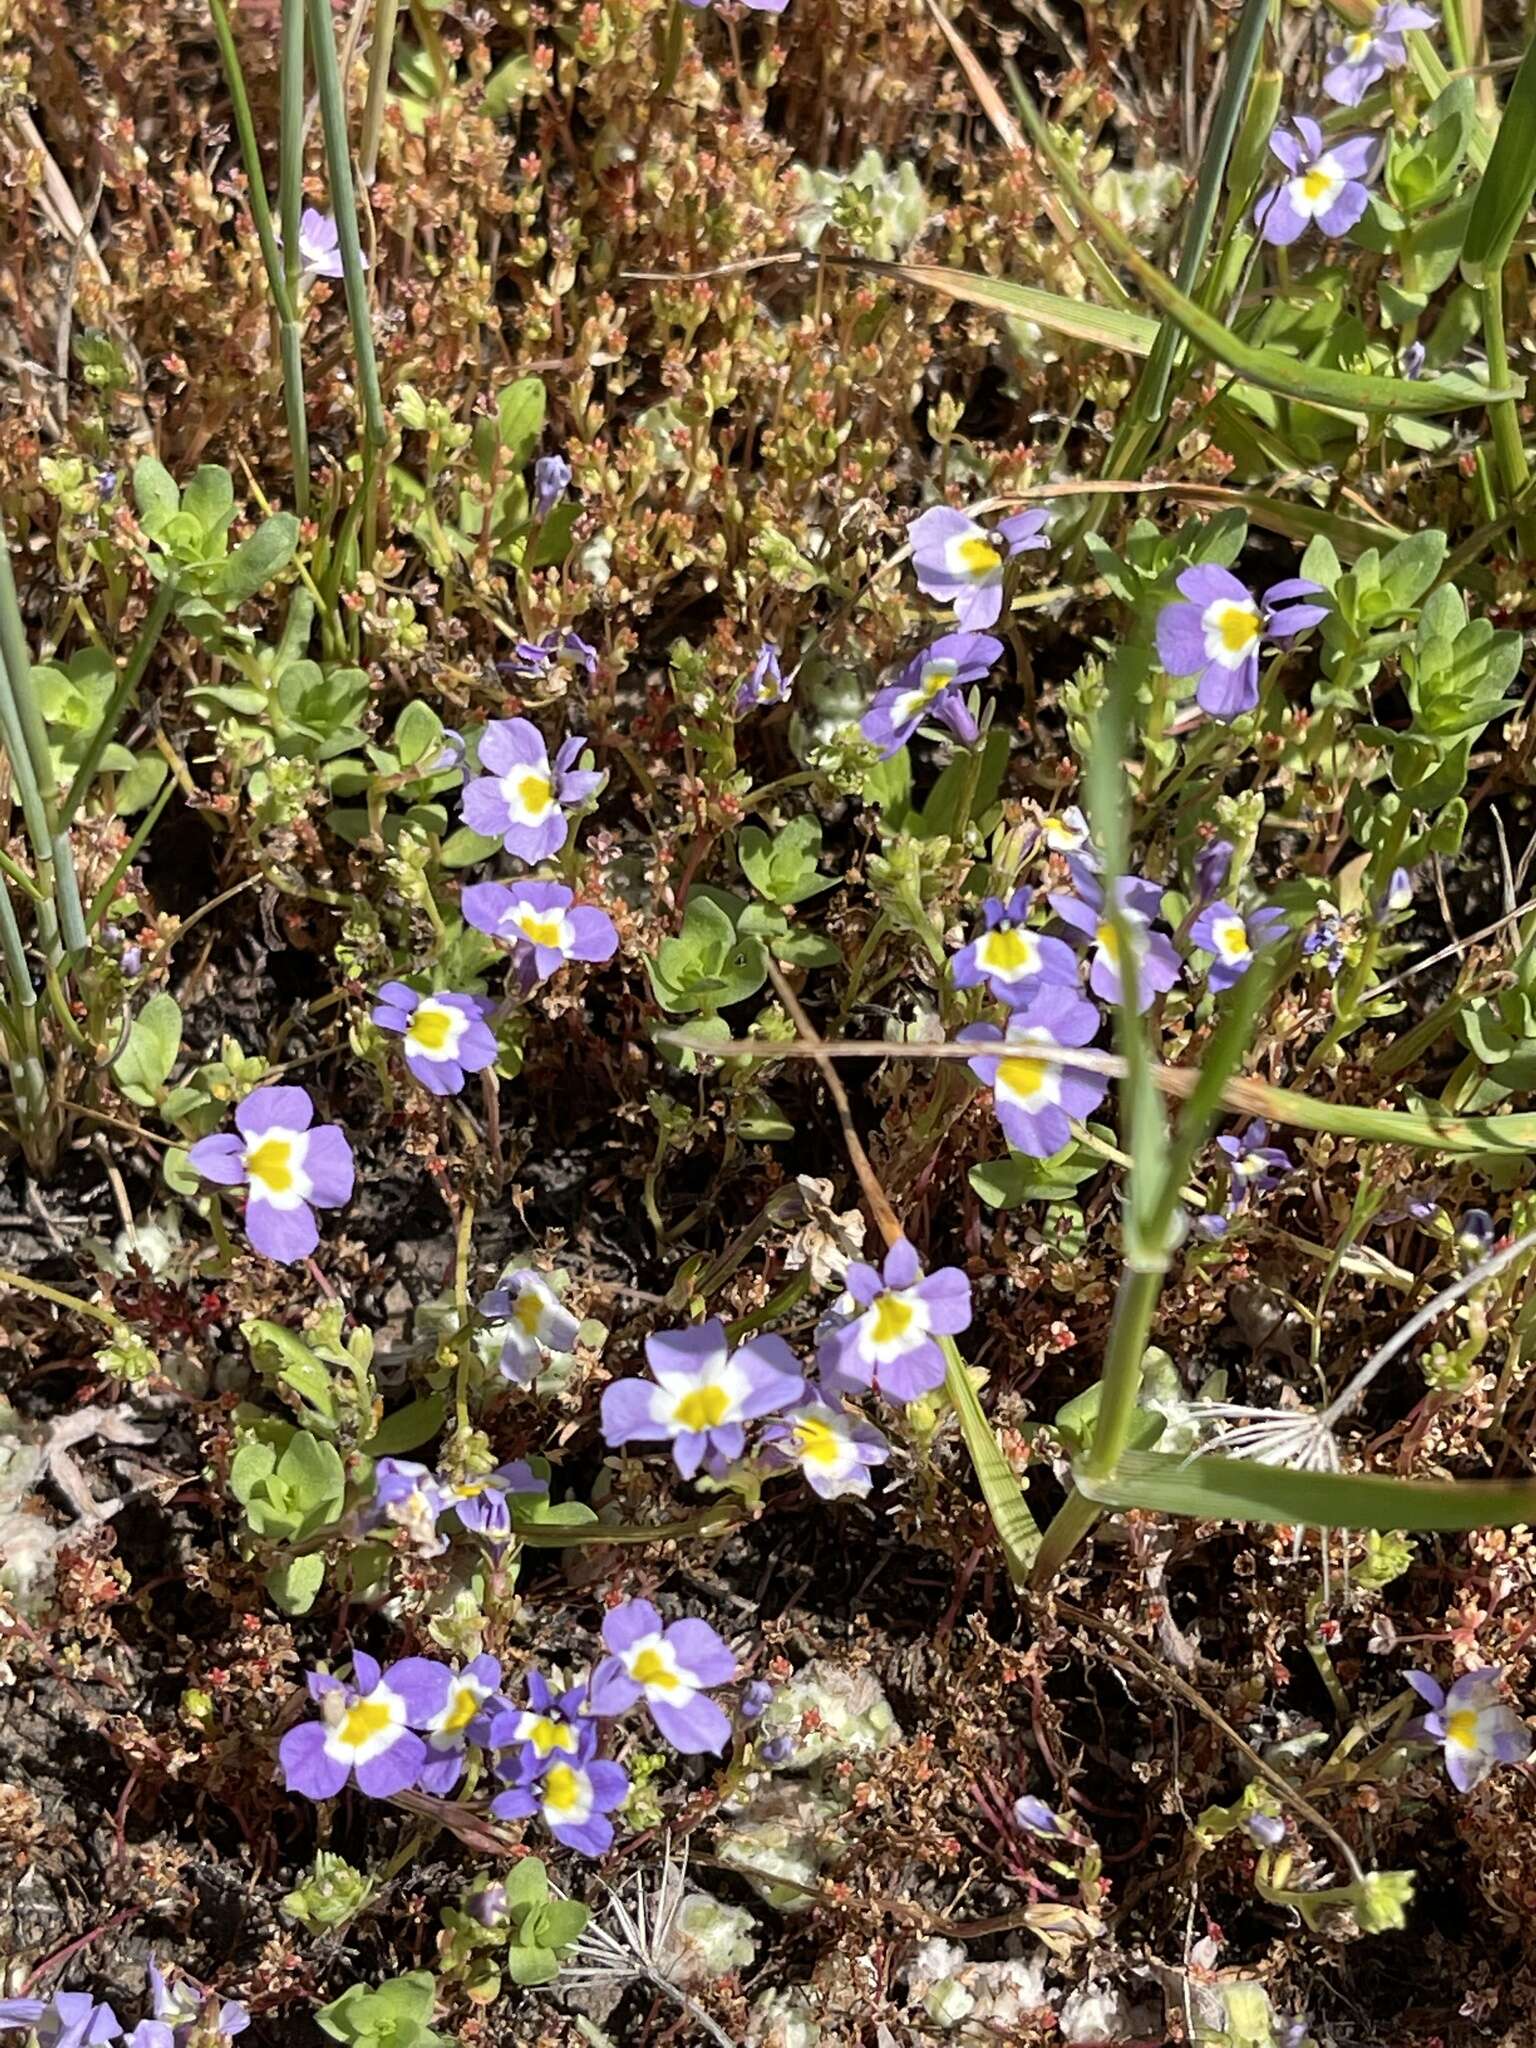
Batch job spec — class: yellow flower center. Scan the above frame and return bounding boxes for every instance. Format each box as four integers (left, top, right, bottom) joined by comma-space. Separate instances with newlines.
1301, 168, 1332, 204
630, 1646, 682, 1691
1218, 604, 1261, 653
542, 1762, 584, 1815
338, 1698, 393, 1749
518, 913, 566, 950
793, 1415, 843, 1468
1348, 28, 1373, 57
408, 1006, 454, 1053
957, 536, 1001, 578
1445, 1708, 1480, 1749
1212, 915, 1249, 960
981, 927, 1031, 973
514, 1290, 546, 1335
519, 772, 553, 814
246, 1135, 295, 1194
674, 1384, 731, 1431
998, 1054, 1048, 1099
524, 1714, 578, 1757
440, 1686, 481, 1735
869, 1292, 914, 1345
1095, 920, 1120, 964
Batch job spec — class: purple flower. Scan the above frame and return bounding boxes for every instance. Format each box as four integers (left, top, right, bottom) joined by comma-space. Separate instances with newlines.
1192, 839, 1234, 907
587, 1597, 738, 1753
486, 1668, 596, 1772
600, 1318, 803, 1479
683, 0, 789, 16
533, 454, 572, 518
1156, 566, 1329, 720
1255, 119, 1377, 247
414, 1654, 504, 1796
1216, 1120, 1292, 1202
371, 983, 498, 1096
135, 1962, 247, 2048
1323, 3, 1434, 104
1245, 1811, 1287, 1848
186, 1086, 354, 1265
278, 1652, 448, 1800
736, 642, 787, 712
1049, 861, 1180, 1010
861, 631, 1003, 756
461, 880, 618, 990
360, 1457, 452, 1555
447, 1460, 548, 1544
816, 1238, 970, 1404
1408, 1668, 1532, 1791
762, 1395, 890, 1499
460, 719, 604, 860
963, 986, 1109, 1159
1039, 804, 1093, 858
740, 1679, 775, 1722
951, 887, 1079, 1008
1376, 866, 1414, 922
1456, 1209, 1495, 1259
1012, 1794, 1066, 1838
908, 504, 1050, 630
490, 1748, 629, 1857
498, 632, 600, 680
281, 207, 363, 282
0, 1998, 121, 2048
1302, 909, 1346, 973
478, 1267, 582, 1383
1189, 901, 1289, 990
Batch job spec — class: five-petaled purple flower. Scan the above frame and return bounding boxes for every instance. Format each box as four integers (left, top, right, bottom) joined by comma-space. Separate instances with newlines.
447, 1460, 548, 1545
533, 454, 572, 518
963, 987, 1108, 1159
909, 504, 1050, 630
491, 1744, 629, 1857
1323, 3, 1434, 104
1408, 1668, 1532, 1791
762, 1396, 890, 1499
498, 632, 600, 681
1157, 566, 1329, 720
736, 642, 787, 711
1255, 118, 1377, 247
282, 207, 365, 283
817, 1238, 971, 1403
187, 1086, 354, 1265
1190, 901, 1289, 990
951, 885, 1077, 1008
127, 1962, 248, 2048
0, 1996, 121, 2048
413, 1654, 504, 1795
861, 631, 1003, 756
1216, 1120, 1292, 1202
361, 1457, 452, 1556
371, 982, 498, 1096
487, 1669, 596, 1772
279, 1651, 447, 1800
600, 1317, 803, 1479
479, 1267, 582, 1384
588, 1598, 738, 1754
462, 880, 618, 990
460, 718, 604, 860
1050, 861, 1180, 1011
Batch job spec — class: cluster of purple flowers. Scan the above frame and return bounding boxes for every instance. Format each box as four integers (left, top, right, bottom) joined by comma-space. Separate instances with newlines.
949, 852, 1291, 1160
277, 1598, 745, 1857
361, 1455, 548, 1557
855, 503, 1051, 759
601, 1234, 973, 1492
0, 1962, 246, 2048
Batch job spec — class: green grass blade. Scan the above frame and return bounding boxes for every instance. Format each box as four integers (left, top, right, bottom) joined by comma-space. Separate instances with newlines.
62, 579, 177, 827
1010, 87, 1515, 415
1080, 1447, 1536, 1532
307, 0, 388, 456
1462, 36, 1536, 284
854, 261, 1157, 353
940, 1337, 1041, 1585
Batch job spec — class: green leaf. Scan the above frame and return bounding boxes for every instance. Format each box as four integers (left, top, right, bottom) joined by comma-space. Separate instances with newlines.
364, 1394, 446, 1456
212, 512, 299, 607
739, 817, 836, 905
132, 456, 180, 532
266, 1552, 326, 1615
940, 1336, 1041, 1582
1462, 36, 1536, 285
112, 994, 183, 1106
181, 465, 237, 542
1078, 1446, 1536, 1531
439, 825, 505, 868
393, 701, 443, 768
495, 376, 546, 467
